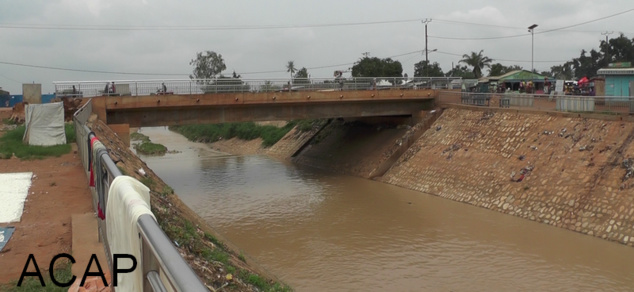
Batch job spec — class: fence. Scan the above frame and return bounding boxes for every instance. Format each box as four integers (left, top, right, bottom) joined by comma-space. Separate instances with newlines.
443, 90, 634, 114
54, 77, 463, 98
73, 100, 207, 291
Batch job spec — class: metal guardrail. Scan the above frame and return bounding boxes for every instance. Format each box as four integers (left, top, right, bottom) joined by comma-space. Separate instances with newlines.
73, 99, 207, 291
54, 77, 463, 98
447, 91, 634, 114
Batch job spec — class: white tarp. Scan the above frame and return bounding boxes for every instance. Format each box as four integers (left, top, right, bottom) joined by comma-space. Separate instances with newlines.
23, 102, 66, 146
0, 172, 33, 223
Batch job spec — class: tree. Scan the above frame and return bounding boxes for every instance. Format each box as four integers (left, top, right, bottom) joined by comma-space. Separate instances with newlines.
414, 61, 444, 77
548, 34, 634, 80
261, 80, 280, 92
189, 51, 226, 84
488, 63, 523, 77
459, 50, 493, 78
351, 56, 402, 77
550, 62, 574, 80
286, 61, 296, 85
570, 49, 605, 79
605, 34, 634, 64
293, 67, 310, 85
445, 65, 476, 79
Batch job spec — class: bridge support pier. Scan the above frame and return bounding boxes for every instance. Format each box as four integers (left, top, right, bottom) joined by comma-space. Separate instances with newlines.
108, 124, 130, 147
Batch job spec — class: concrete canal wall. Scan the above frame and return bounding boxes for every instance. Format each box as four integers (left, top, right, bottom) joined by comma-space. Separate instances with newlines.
380, 107, 634, 246
287, 107, 634, 246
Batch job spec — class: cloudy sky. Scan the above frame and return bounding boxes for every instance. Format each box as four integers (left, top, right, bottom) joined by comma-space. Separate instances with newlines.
0, 0, 632, 94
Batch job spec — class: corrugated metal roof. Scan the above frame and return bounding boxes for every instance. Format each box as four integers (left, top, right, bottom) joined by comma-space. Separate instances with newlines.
597, 68, 634, 75
485, 70, 549, 82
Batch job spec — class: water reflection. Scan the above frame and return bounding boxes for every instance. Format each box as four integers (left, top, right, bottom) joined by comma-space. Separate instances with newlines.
136, 127, 634, 292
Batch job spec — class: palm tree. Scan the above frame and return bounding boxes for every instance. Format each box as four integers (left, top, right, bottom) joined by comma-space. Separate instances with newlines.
286, 61, 296, 86
459, 50, 493, 78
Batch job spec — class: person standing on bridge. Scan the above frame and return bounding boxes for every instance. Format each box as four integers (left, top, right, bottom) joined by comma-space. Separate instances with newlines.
162, 82, 167, 94
111, 81, 116, 95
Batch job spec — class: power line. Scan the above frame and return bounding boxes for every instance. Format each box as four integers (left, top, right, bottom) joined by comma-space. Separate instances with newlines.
434, 50, 567, 63
0, 18, 425, 31
0, 60, 184, 76
430, 8, 634, 41
0, 47, 564, 79
0, 72, 23, 84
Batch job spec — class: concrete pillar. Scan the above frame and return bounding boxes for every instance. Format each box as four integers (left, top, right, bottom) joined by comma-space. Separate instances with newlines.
108, 124, 130, 147
22, 84, 42, 104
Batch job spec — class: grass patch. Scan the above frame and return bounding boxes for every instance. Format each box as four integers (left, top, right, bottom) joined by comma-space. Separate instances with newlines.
201, 248, 229, 264
239, 270, 292, 292
134, 141, 167, 155
0, 124, 75, 160
1, 259, 73, 292
131, 132, 167, 155
2, 118, 18, 125
161, 185, 174, 196
139, 177, 156, 189
117, 166, 127, 175
130, 132, 151, 142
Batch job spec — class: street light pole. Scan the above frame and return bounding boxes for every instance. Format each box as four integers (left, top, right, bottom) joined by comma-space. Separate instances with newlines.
602, 31, 613, 64
528, 24, 538, 73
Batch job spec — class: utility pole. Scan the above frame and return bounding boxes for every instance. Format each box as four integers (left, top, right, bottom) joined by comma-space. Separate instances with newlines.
602, 31, 613, 64
422, 18, 432, 77
362, 51, 370, 58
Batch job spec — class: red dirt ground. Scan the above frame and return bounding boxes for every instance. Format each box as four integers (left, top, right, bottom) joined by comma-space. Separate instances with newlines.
0, 108, 94, 284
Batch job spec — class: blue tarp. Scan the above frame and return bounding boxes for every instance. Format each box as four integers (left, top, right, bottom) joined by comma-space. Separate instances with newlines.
0, 94, 56, 107
0, 226, 15, 252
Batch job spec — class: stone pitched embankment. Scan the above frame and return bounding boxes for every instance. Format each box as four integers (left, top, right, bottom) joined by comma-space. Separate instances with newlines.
381, 108, 634, 246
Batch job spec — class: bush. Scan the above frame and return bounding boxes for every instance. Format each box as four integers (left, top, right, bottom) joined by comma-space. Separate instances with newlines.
171, 121, 300, 147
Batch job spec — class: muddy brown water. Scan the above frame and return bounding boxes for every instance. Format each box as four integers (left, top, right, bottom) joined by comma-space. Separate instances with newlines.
135, 127, 634, 292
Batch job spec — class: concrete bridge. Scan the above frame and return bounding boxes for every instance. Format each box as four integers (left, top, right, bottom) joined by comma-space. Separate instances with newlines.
56, 77, 460, 127
91, 88, 437, 128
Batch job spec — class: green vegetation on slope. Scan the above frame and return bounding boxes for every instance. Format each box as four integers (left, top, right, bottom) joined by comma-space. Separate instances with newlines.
170, 120, 321, 147
0, 124, 75, 160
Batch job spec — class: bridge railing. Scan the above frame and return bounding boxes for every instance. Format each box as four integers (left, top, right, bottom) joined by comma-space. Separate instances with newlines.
73, 99, 207, 291
54, 77, 463, 98
443, 90, 634, 114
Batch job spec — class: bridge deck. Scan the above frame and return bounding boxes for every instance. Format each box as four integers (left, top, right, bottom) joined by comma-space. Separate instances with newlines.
93, 89, 437, 127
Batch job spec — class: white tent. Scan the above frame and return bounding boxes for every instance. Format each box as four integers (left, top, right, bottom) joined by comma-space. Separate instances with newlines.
22, 102, 66, 146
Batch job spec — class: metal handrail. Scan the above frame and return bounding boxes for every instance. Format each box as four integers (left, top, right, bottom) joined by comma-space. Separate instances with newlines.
73, 99, 207, 291
442, 90, 634, 114
54, 77, 464, 98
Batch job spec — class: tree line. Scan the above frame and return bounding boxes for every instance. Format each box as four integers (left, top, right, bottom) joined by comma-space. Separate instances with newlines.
189, 34, 634, 82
